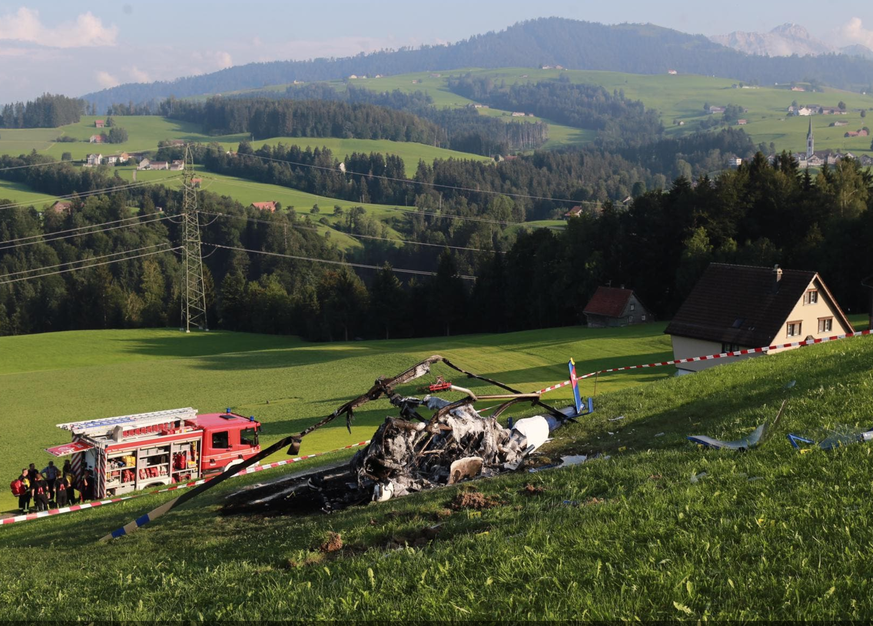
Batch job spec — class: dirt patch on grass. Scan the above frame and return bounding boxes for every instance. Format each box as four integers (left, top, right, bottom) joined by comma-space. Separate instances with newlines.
319, 531, 343, 553
521, 483, 547, 496
449, 489, 500, 511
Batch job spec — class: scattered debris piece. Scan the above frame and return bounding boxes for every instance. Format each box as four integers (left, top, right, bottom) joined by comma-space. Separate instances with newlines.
654, 432, 665, 438
687, 390, 791, 451
690, 471, 707, 484
559, 455, 588, 467
608, 415, 625, 422
648, 474, 662, 481
788, 426, 873, 451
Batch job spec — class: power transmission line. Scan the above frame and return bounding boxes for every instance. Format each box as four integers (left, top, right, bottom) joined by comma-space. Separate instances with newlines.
0, 177, 182, 212
202, 242, 477, 281
0, 243, 174, 279
204, 176, 533, 227
199, 210, 505, 254
0, 244, 178, 286
0, 212, 172, 247
232, 151, 582, 205
0, 213, 173, 252
0, 146, 163, 173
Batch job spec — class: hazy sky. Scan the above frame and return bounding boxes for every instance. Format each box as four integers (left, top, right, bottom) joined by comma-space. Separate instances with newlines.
2, 0, 873, 101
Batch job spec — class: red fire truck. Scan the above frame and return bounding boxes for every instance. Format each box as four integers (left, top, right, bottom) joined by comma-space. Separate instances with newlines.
47, 407, 261, 499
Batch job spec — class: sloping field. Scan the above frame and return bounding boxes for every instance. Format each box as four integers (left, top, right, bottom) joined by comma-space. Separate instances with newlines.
1, 325, 873, 619
334, 67, 873, 155
213, 136, 492, 173
0, 115, 492, 169
0, 324, 672, 511
0, 179, 59, 207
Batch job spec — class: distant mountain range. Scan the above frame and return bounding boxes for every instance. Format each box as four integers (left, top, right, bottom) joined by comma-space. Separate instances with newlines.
711, 23, 873, 59
81, 18, 873, 110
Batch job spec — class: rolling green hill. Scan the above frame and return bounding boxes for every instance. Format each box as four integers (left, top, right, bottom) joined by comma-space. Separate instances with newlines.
2, 326, 873, 619
326, 67, 873, 155
0, 115, 491, 170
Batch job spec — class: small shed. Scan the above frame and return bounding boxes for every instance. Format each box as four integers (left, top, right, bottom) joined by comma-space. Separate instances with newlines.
583, 287, 653, 328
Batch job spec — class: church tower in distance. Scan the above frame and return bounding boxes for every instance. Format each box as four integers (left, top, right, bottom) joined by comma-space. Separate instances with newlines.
807, 118, 814, 159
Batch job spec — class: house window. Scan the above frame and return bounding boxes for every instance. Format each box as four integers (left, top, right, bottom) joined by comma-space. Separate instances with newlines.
787, 321, 802, 337
630, 303, 636, 311
818, 318, 833, 333
628, 316, 634, 324
804, 290, 818, 305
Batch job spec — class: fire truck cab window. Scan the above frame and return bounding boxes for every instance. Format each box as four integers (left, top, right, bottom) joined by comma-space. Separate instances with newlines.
212, 431, 230, 449
240, 427, 258, 447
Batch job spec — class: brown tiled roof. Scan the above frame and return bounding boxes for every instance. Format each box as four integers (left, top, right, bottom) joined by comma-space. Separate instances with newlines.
251, 201, 277, 212
583, 287, 633, 318
664, 263, 852, 346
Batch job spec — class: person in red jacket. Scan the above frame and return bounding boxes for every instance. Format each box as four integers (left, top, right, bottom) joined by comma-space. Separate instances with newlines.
10, 473, 30, 513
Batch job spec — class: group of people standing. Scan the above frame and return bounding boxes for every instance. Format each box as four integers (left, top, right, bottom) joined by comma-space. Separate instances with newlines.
10, 460, 95, 513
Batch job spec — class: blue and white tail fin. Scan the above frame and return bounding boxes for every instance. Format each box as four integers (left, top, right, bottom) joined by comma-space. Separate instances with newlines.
568, 358, 582, 415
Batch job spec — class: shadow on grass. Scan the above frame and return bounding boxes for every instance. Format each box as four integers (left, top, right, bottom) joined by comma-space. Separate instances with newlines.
554, 340, 873, 457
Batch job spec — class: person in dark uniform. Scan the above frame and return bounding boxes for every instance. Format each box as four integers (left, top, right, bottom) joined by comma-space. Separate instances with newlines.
32, 478, 49, 512
55, 475, 69, 508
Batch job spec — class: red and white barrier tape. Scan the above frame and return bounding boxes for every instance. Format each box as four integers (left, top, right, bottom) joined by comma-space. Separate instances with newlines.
1, 440, 371, 527
535, 328, 873, 395
7, 328, 871, 527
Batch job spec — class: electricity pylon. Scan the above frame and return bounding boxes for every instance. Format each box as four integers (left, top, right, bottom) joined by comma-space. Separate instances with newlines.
180, 146, 208, 332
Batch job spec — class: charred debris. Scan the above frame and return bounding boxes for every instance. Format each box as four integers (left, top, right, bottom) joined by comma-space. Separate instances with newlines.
223, 355, 586, 517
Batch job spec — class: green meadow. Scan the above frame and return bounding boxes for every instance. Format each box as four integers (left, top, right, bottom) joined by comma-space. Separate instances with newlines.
2, 324, 873, 619
336, 67, 873, 155
0, 324, 672, 512
213, 136, 492, 174
0, 179, 59, 207
0, 115, 491, 171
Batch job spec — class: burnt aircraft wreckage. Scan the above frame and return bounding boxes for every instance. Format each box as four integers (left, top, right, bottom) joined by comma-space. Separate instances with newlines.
103, 356, 590, 540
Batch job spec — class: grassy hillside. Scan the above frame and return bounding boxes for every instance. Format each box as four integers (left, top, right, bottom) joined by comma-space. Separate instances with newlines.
330, 68, 873, 156
0, 179, 59, 207
0, 324, 672, 512
2, 326, 873, 619
0, 115, 488, 246
0, 115, 490, 169
213, 136, 492, 173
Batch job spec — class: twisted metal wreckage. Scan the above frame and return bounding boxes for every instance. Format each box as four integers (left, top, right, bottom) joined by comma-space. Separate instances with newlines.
103, 356, 590, 540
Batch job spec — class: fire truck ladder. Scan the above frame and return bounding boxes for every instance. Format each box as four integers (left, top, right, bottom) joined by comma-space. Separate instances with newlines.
57, 408, 198, 437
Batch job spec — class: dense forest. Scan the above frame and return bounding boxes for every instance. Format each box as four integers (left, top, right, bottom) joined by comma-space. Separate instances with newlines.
162, 97, 439, 143
447, 75, 663, 148
1, 151, 871, 339
0, 93, 85, 129
277, 84, 550, 156
82, 18, 873, 110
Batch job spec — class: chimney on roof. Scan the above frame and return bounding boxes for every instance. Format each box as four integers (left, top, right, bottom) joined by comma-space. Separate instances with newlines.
772, 264, 783, 293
